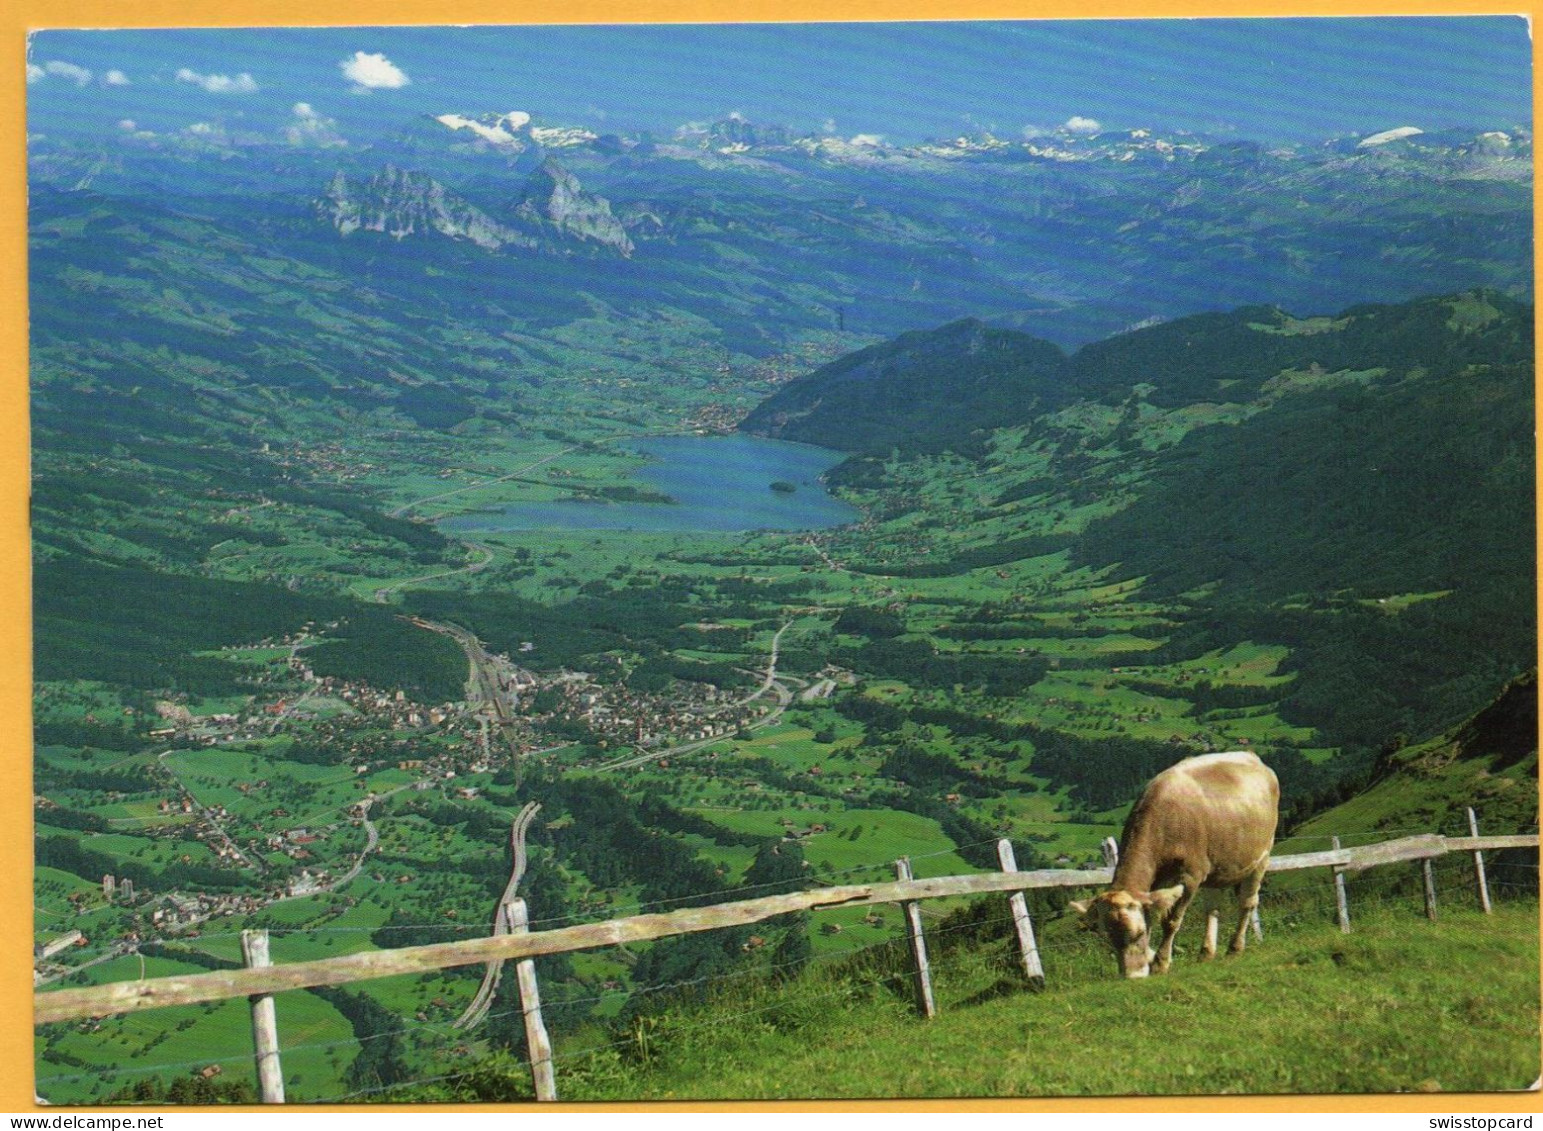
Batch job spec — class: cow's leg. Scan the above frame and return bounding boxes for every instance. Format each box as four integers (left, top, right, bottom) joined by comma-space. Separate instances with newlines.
1151, 886, 1196, 974
1228, 870, 1265, 955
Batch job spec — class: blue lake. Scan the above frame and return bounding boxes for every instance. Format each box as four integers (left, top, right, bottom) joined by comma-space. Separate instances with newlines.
438, 434, 861, 534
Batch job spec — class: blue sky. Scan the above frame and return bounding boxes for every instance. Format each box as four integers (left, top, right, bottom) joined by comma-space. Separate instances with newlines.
25, 18, 1533, 148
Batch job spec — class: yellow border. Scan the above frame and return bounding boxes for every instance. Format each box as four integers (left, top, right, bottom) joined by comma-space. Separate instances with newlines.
5, 0, 1539, 1115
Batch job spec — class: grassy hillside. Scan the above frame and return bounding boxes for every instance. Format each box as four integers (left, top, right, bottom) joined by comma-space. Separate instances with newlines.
390, 901, 1539, 1101
1290, 671, 1538, 844
376, 672, 1538, 1104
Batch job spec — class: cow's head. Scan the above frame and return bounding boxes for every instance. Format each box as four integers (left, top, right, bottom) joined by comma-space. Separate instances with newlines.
1068, 886, 1184, 978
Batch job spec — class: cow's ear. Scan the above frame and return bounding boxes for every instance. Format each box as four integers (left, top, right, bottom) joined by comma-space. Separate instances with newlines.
1146, 885, 1185, 917
1066, 898, 1092, 924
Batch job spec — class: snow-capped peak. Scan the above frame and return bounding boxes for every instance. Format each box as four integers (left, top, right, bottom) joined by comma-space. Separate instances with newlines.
435, 111, 532, 146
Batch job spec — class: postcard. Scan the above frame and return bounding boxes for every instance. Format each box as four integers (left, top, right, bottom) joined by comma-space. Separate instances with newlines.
21, 16, 1538, 1110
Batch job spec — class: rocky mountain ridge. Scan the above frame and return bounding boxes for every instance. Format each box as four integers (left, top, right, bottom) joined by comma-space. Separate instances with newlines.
316, 156, 634, 257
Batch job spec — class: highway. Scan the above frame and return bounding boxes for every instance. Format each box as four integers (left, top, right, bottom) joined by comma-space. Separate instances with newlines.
455, 802, 542, 1030
372, 542, 494, 603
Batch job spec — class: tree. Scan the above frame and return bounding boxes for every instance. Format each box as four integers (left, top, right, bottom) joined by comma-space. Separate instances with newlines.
743, 839, 806, 896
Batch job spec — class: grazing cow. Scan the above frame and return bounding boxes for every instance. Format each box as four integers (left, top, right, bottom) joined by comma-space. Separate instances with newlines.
1068, 751, 1279, 979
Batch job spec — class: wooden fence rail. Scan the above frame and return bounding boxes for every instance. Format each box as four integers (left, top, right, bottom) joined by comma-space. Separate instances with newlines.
34, 830, 1535, 1028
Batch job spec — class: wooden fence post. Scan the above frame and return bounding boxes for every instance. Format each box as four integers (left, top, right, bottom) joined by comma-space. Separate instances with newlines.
239, 930, 285, 1104
996, 840, 1044, 989
1331, 836, 1351, 934
1422, 858, 1439, 921
508, 899, 557, 1102
894, 858, 936, 1019
1467, 808, 1493, 914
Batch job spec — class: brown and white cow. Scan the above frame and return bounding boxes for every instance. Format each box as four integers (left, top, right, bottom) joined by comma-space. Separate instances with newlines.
1068, 751, 1279, 979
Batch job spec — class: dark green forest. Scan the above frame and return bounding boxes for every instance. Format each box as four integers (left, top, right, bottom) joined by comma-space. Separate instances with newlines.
34, 558, 466, 699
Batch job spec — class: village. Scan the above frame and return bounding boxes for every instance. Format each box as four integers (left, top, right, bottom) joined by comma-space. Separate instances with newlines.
35, 621, 787, 987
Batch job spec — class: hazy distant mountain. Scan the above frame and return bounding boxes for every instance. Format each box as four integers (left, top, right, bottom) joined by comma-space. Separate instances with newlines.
28, 111, 1534, 352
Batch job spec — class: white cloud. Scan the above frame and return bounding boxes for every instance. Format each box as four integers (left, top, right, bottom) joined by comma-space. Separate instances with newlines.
849, 133, 884, 148
186, 121, 220, 136
1064, 115, 1102, 135
45, 61, 92, 86
284, 102, 346, 147
103, 69, 130, 86
340, 51, 410, 91
821, 117, 837, 134
26, 63, 44, 84
119, 119, 157, 142
176, 68, 258, 94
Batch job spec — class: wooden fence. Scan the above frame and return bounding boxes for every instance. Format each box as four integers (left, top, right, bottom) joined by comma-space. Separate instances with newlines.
34, 817, 1538, 1103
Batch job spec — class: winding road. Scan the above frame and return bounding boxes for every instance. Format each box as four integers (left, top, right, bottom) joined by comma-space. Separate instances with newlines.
155, 750, 260, 872
455, 802, 542, 1030
372, 542, 494, 604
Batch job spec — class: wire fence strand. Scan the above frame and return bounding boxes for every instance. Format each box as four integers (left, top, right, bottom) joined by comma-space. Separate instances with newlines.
35, 830, 1539, 1104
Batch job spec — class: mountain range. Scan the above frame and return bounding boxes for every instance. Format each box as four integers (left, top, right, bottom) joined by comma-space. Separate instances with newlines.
28, 112, 1532, 348
317, 158, 635, 256
742, 290, 1535, 451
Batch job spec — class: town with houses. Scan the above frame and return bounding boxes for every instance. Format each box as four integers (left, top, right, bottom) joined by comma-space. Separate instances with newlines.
34, 616, 797, 987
